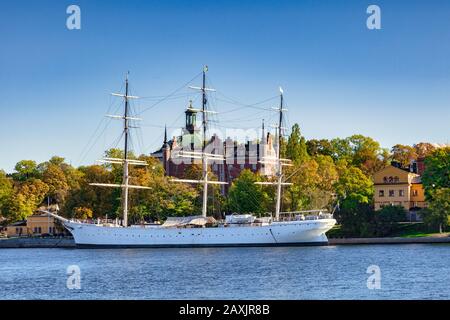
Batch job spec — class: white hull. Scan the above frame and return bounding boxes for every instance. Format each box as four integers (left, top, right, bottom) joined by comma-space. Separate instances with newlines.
63, 219, 336, 247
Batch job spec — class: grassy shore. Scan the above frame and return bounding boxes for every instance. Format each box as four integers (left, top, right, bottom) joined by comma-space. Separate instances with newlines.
327, 222, 447, 239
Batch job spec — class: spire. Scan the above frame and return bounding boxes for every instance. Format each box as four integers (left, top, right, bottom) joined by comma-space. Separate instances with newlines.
261, 119, 265, 144
164, 125, 167, 144
163, 124, 169, 149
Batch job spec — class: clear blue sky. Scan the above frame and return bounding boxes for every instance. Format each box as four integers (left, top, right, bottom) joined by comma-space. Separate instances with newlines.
1, 0, 449, 173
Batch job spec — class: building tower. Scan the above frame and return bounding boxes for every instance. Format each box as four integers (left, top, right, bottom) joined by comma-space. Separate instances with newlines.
162, 125, 171, 175
185, 100, 197, 135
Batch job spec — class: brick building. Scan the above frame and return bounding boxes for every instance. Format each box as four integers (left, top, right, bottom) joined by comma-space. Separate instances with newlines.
151, 103, 277, 189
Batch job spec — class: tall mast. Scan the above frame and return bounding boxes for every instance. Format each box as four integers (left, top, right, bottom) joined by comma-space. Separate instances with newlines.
275, 88, 284, 221
254, 87, 292, 221
89, 73, 151, 226
173, 66, 227, 218
122, 73, 130, 227
201, 66, 208, 218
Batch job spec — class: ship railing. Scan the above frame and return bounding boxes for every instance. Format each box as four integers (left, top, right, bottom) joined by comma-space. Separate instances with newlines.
69, 218, 122, 226
278, 210, 333, 221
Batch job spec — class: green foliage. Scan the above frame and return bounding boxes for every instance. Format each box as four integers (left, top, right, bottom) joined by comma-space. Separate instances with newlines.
13, 160, 40, 181
422, 147, 450, 199
227, 169, 266, 214
422, 188, 450, 232
335, 203, 406, 238
334, 160, 373, 204
334, 200, 374, 237
306, 139, 334, 158
286, 124, 309, 164
3, 179, 49, 221
374, 205, 407, 237
0, 170, 13, 217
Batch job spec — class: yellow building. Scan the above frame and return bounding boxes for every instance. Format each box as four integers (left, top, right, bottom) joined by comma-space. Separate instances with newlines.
373, 165, 427, 212
5, 211, 65, 237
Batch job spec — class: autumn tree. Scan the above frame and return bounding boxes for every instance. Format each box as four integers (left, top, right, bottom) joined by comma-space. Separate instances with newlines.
63, 165, 116, 219
413, 142, 436, 158
73, 207, 93, 220
391, 144, 417, 168
0, 170, 12, 217
42, 163, 70, 204
3, 179, 49, 221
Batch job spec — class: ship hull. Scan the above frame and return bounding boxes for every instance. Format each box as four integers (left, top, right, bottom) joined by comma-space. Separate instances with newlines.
63, 219, 336, 248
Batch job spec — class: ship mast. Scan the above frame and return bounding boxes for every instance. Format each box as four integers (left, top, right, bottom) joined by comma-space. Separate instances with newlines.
255, 87, 292, 221
275, 89, 284, 220
122, 73, 130, 227
172, 66, 227, 218
90, 73, 151, 227
201, 67, 208, 218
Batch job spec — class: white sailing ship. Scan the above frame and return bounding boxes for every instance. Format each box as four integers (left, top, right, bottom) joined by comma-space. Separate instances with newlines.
51, 67, 336, 247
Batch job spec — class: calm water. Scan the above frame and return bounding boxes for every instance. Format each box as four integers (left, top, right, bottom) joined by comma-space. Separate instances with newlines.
1, 244, 449, 300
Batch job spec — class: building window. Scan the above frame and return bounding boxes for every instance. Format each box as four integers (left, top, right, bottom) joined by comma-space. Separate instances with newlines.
383, 177, 388, 183
388, 176, 393, 183
412, 189, 418, 197
399, 190, 405, 197
379, 190, 384, 197
394, 176, 399, 183
389, 190, 395, 197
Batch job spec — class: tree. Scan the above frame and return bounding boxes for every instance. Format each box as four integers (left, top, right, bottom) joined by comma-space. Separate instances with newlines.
286, 124, 309, 164
227, 169, 266, 214
391, 144, 417, 168
0, 170, 13, 217
348, 135, 383, 176
335, 201, 374, 237
374, 205, 406, 237
73, 207, 93, 220
422, 188, 450, 233
42, 163, 70, 204
63, 165, 116, 219
13, 160, 40, 181
330, 138, 353, 163
413, 142, 436, 158
328, 135, 384, 176
3, 179, 49, 221
421, 147, 450, 199
334, 160, 374, 205
286, 159, 320, 211
306, 139, 334, 157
